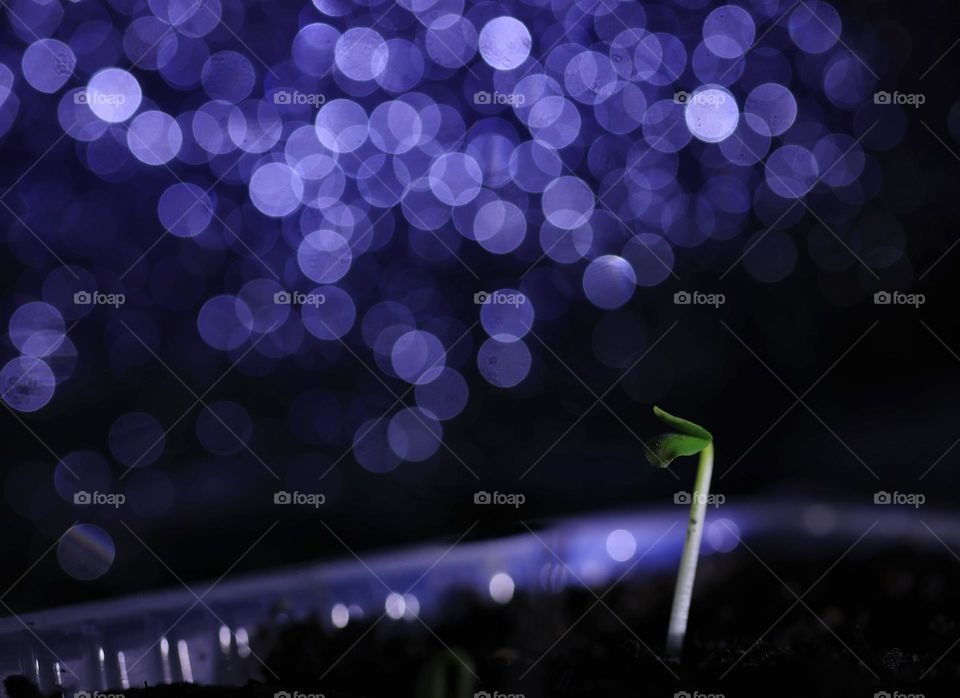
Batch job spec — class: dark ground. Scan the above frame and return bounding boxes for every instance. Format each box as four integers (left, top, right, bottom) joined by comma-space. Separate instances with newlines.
8, 541, 959, 697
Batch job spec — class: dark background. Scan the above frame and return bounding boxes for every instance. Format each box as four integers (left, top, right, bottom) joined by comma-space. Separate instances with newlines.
1, 0, 959, 615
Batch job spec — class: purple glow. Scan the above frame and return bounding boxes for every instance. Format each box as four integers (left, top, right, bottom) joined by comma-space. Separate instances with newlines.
788, 1, 842, 55
765, 145, 820, 199
480, 289, 534, 342
542, 177, 595, 230
127, 110, 182, 165
477, 337, 532, 388
198, 295, 253, 351
388, 407, 443, 461
703, 6, 755, 59
109, 412, 165, 468
335, 28, 388, 82
301, 286, 356, 340
22, 39, 75, 93
58, 524, 115, 580
429, 152, 483, 206
745, 83, 797, 137
86, 68, 142, 123
201, 51, 256, 103
9, 302, 65, 357
391, 330, 446, 385
249, 162, 304, 218
414, 367, 469, 420
684, 86, 739, 143
298, 230, 352, 283
583, 255, 636, 309
479, 17, 531, 71
158, 183, 214, 238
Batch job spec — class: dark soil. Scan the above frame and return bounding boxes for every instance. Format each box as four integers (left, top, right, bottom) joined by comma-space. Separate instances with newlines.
259, 545, 960, 696
7, 545, 960, 697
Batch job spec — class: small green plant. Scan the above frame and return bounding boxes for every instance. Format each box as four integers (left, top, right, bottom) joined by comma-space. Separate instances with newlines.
646, 405, 714, 660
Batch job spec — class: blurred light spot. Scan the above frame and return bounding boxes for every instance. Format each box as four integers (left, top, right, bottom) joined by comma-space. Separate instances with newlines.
479, 17, 531, 71
477, 337, 531, 388
706, 518, 740, 553
414, 367, 469, 421
788, 1, 841, 54
249, 162, 304, 218
158, 183, 214, 238
605, 528, 636, 561
218, 625, 231, 653
803, 504, 838, 536
542, 176, 595, 229
235, 628, 251, 658
9, 302, 65, 357
109, 412, 165, 468
127, 110, 182, 165
489, 572, 515, 603
1, 357, 56, 412
765, 145, 819, 199
177, 639, 193, 683
480, 288, 534, 342
86, 68, 142, 123
57, 523, 115, 580
22, 39, 75, 93
201, 51, 255, 102
388, 407, 442, 461
583, 255, 636, 309
385, 592, 405, 619
745, 83, 797, 137
335, 28, 388, 81
402, 593, 419, 620
391, 330, 446, 385
684, 86, 739, 143
331, 603, 349, 628
354, 419, 402, 473
703, 5, 755, 59
300, 286, 357, 341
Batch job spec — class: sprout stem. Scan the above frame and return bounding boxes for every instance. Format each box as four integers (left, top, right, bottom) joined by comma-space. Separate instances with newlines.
665, 441, 713, 659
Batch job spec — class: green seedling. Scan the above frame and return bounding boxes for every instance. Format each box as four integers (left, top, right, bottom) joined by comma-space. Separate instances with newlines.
646, 405, 714, 660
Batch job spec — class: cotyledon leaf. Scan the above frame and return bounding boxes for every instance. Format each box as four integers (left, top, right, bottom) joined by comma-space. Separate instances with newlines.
645, 406, 712, 468
652, 405, 712, 440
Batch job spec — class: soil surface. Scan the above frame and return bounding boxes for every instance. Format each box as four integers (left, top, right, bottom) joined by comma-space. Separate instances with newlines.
7, 545, 959, 697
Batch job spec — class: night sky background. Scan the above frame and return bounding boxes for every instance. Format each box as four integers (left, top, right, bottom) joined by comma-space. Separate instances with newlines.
1, 0, 959, 618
